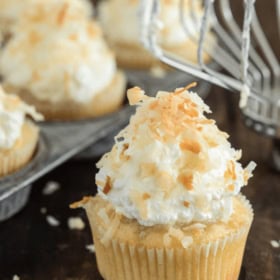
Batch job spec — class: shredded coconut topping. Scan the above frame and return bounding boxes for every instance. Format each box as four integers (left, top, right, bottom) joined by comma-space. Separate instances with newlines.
96, 87, 256, 226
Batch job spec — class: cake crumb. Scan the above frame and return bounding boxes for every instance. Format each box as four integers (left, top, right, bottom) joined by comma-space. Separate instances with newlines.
40, 207, 47, 214
12, 275, 20, 280
270, 240, 280, 248
46, 215, 60, 227
86, 244, 95, 253
68, 217, 85, 230
42, 181, 60, 195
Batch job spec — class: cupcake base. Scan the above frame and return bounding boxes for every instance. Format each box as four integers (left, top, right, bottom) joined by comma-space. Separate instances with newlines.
78, 195, 253, 280
110, 38, 214, 70
0, 121, 39, 177
3, 71, 126, 121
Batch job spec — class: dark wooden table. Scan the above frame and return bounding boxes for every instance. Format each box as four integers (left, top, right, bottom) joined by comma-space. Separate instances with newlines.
0, 86, 279, 280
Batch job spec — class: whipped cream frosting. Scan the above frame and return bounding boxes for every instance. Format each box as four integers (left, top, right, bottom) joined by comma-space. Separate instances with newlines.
98, 0, 202, 47
96, 86, 256, 226
0, 0, 93, 35
0, 0, 115, 104
0, 86, 43, 150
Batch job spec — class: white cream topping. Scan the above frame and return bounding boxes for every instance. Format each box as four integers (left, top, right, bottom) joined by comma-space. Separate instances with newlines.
0, 86, 42, 150
0, 1, 115, 104
0, 0, 93, 35
96, 86, 255, 226
98, 0, 202, 47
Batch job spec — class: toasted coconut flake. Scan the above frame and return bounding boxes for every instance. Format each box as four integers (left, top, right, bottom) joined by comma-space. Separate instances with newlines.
224, 160, 237, 180
227, 184, 235, 191
174, 82, 197, 95
69, 196, 91, 209
103, 176, 112, 194
183, 201, 190, 207
142, 193, 151, 200
180, 139, 201, 154
127, 87, 146, 105
56, 2, 69, 25
204, 136, 218, 148
178, 174, 193, 190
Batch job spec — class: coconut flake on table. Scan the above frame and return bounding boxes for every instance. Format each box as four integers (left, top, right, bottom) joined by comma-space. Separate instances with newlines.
68, 217, 85, 230
42, 181, 60, 195
46, 215, 60, 227
270, 240, 280, 248
40, 207, 47, 214
86, 244, 95, 253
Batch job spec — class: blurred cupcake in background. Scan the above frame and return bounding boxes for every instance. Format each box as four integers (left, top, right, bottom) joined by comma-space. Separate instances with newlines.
0, 0, 93, 44
0, 86, 42, 177
0, 0, 126, 120
98, 0, 214, 70
97, 0, 215, 96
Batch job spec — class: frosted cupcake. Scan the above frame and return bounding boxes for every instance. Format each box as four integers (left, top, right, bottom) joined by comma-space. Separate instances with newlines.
0, 0, 93, 44
98, 0, 214, 70
0, 86, 42, 177
0, 0, 126, 120
73, 85, 255, 280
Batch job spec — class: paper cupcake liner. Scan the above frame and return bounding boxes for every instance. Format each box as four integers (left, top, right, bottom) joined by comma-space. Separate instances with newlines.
0, 121, 39, 177
84, 195, 253, 280
3, 71, 126, 121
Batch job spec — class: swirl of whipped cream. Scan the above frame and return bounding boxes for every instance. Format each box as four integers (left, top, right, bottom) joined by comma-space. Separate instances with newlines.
0, 87, 43, 150
98, 0, 202, 47
95, 86, 256, 226
0, 1, 115, 104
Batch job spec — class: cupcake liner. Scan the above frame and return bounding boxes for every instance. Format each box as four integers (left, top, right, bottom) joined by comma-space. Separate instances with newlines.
3, 70, 126, 121
0, 121, 39, 177
83, 195, 253, 280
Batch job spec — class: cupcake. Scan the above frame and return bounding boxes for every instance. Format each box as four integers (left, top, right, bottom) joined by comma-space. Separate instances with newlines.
0, 0, 126, 120
98, 0, 215, 70
72, 85, 256, 280
0, 0, 93, 44
0, 86, 42, 177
